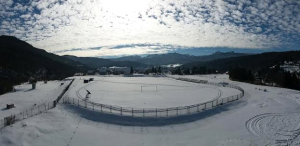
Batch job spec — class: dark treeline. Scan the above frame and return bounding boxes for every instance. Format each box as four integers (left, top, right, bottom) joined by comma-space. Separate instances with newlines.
228, 67, 254, 82
172, 66, 217, 75
229, 65, 300, 91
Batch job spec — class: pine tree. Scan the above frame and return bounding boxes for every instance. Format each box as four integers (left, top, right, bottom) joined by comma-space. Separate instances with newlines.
158, 66, 161, 73
130, 66, 133, 74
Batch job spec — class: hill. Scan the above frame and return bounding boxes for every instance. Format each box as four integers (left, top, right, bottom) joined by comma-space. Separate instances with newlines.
183, 51, 300, 71
64, 55, 146, 68
0, 35, 89, 94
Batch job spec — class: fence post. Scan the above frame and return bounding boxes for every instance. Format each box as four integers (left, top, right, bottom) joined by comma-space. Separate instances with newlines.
110, 106, 112, 113
156, 108, 157, 118
143, 109, 145, 117
132, 108, 133, 117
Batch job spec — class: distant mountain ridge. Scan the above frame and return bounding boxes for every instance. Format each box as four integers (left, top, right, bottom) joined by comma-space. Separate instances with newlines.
63, 55, 146, 68
111, 51, 249, 65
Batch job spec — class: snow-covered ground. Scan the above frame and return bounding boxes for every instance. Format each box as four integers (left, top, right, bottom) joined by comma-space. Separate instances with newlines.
0, 80, 71, 119
74, 76, 240, 108
1, 75, 300, 146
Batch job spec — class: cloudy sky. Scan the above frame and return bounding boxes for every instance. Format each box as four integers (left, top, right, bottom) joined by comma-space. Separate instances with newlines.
0, 0, 299, 57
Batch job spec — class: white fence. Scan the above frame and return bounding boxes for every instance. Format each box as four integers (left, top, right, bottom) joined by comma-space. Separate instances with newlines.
63, 76, 244, 118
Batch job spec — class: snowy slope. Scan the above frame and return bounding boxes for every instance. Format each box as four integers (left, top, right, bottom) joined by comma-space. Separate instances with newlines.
0, 75, 300, 146
0, 80, 71, 119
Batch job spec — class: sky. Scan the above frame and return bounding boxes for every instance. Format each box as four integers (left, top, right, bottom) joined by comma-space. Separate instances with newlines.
0, 0, 299, 57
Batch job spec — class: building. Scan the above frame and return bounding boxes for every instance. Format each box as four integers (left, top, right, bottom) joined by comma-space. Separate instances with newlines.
86, 70, 95, 75
97, 67, 107, 75
109, 66, 131, 75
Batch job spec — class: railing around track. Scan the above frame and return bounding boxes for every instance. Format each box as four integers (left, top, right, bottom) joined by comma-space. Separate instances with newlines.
63, 76, 244, 118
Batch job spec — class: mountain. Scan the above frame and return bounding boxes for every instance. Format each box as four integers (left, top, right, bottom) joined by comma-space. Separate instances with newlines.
0, 35, 90, 94
111, 55, 142, 62
195, 51, 249, 62
64, 55, 146, 68
111, 52, 249, 65
183, 51, 300, 72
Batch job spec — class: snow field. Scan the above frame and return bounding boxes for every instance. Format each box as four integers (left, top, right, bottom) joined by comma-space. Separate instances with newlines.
73, 76, 240, 108
0, 80, 71, 119
1, 75, 300, 146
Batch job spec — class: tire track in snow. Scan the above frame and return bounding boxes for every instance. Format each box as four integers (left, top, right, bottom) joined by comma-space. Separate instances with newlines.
245, 92, 300, 145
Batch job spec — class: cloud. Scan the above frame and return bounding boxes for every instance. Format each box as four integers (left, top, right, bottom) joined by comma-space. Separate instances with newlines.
0, 0, 299, 57
55, 44, 174, 57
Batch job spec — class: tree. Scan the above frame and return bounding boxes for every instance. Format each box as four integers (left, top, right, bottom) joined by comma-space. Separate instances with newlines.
130, 66, 133, 74
229, 67, 254, 82
158, 66, 161, 73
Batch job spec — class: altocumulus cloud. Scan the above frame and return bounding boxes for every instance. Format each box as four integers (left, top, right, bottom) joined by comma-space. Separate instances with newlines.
0, 0, 299, 57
